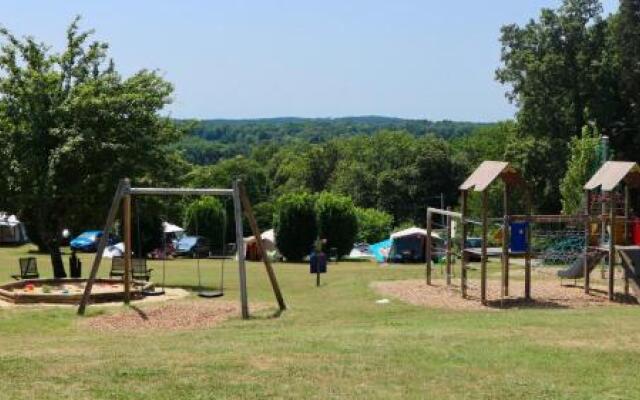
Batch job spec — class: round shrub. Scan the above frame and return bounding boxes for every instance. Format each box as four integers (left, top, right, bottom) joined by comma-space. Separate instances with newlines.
184, 197, 227, 253
354, 207, 393, 243
274, 192, 318, 261
315, 192, 358, 258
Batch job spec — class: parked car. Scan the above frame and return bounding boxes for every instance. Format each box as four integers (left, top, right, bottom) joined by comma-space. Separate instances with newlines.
465, 237, 483, 262
70, 230, 116, 252
175, 236, 210, 258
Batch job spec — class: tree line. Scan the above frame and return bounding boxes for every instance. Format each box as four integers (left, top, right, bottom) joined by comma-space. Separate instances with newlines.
2, 0, 640, 265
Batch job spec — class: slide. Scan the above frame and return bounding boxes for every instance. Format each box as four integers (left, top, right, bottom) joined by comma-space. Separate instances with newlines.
616, 247, 640, 297
557, 251, 605, 279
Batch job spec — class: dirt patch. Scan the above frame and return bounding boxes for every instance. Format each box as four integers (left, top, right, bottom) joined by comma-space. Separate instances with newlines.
81, 300, 268, 332
371, 278, 638, 311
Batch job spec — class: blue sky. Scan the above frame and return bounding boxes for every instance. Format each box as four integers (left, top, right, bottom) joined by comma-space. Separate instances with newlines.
2, 0, 619, 121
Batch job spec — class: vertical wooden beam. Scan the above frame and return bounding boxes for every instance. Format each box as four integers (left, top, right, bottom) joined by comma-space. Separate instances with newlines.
481, 191, 488, 305
77, 179, 128, 315
425, 209, 432, 285
123, 192, 132, 305
460, 190, 468, 298
584, 190, 590, 294
232, 180, 250, 319
238, 182, 286, 311
624, 186, 630, 244
502, 185, 510, 298
446, 206, 452, 286
624, 185, 630, 296
608, 190, 616, 301
524, 187, 532, 300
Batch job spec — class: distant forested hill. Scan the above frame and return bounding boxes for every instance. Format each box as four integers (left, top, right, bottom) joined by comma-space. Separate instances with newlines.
175, 116, 492, 165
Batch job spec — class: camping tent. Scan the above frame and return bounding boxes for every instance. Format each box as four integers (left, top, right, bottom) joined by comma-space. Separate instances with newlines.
103, 242, 125, 258
243, 229, 278, 261
162, 222, 184, 234
370, 239, 392, 263
0, 213, 28, 244
388, 227, 443, 263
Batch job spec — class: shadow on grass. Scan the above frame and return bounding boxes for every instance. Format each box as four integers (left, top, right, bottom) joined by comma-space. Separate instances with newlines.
127, 304, 149, 320
485, 298, 571, 309
560, 283, 640, 305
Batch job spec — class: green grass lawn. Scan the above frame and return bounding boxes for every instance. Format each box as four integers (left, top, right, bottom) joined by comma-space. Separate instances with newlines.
0, 245, 638, 399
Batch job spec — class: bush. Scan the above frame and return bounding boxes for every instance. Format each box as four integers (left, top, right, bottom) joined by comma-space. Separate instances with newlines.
252, 201, 275, 231
274, 193, 318, 261
184, 197, 227, 253
315, 192, 358, 258
355, 207, 393, 243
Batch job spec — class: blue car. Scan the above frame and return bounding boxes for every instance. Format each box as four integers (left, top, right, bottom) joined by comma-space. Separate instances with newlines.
70, 230, 115, 252
175, 236, 210, 258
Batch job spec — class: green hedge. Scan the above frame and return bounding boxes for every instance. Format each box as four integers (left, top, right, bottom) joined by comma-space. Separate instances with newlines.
274, 193, 318, 261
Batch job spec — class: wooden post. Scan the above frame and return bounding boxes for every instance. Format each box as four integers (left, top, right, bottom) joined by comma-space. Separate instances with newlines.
608, 190, 616, 301
77, 179, 128, 315
502, 185, 510, 298
426, 209, 432, 285
584, 191, 590, 294
460, 190, 468, 298
624, 185, 630, 296
238, 182, 286, 311
524, 188, 532, 300
123, 192, 132, 305
232, 180, 250, 319
624, 186, 630, 244
481, 191, 488, 305
446, 207, 452, 286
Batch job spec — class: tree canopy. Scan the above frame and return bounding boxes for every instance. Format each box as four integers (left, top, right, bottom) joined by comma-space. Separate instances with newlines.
0, 18, 183, 270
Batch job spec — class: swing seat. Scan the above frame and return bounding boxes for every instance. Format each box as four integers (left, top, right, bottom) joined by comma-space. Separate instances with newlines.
198, 290, 224, 298
143, 288, 166, 297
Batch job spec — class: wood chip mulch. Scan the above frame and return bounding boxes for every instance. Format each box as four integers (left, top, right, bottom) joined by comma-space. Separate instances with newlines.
81, 300, 266, 332
371, 278, 638, 311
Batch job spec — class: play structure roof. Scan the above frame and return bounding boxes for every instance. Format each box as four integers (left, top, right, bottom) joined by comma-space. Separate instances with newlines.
459, 161, 522, 192
584, 161, 640, 191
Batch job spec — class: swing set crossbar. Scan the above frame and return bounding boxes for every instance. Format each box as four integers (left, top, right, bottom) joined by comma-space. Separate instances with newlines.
128, 188, 234, 196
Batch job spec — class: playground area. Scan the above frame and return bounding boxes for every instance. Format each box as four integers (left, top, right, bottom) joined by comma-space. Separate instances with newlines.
1, 245, 640, 399
2, 163, 640, 398
373, 267, 637, 311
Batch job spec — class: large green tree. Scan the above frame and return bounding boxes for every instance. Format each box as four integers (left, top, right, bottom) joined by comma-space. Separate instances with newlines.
496, 0, 607, 141
560, 126, 600, 214
613, 0, 640, 161
0, 18, 183, 274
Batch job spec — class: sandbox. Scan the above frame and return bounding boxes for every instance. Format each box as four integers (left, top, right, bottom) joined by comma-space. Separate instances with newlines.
0, 278, 154, 304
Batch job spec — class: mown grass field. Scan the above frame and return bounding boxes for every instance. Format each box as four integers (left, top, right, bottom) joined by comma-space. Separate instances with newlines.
0, 245, 638, 399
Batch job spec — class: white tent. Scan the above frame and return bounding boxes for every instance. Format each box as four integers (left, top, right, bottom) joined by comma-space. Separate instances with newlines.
0, 212, 28, 244
243, 229, 278, 260
390, 227, 427, 239
162, 222, 184, 234
102, 242, 125, 258
390, 227, 441, 240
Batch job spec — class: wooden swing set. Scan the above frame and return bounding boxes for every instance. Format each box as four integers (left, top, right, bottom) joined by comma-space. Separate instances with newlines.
76, 178, 286, 319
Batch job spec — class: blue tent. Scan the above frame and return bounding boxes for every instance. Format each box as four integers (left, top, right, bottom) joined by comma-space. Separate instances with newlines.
370, 239, 392, 263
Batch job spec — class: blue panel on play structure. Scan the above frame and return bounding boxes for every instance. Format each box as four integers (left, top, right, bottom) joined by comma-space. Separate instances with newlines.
510, 222, 528, 253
